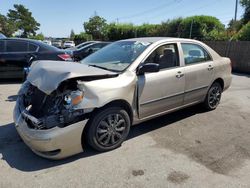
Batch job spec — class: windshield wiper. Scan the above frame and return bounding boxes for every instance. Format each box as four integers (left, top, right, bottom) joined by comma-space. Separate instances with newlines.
88, 64, 120, 72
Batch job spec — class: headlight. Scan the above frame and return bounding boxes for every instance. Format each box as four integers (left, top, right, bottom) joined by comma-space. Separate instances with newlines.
71, 90, 84, 105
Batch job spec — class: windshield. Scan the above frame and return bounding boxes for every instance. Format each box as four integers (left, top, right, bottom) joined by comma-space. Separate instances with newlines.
81, 41, 151, 72
76, 41, 94, 49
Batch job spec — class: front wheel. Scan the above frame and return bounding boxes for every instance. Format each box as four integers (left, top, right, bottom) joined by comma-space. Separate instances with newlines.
86, 107, 131, 152
203, 82, 222, 110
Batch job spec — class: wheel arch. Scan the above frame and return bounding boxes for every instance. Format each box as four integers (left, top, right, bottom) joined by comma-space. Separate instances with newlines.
212, 78, 224, 90
81, 99, 134, 148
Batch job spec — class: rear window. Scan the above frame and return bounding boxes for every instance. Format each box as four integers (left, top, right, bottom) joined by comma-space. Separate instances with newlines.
6, 41, 28, 52
29, 43, 39, 52
38, 42, 60, 52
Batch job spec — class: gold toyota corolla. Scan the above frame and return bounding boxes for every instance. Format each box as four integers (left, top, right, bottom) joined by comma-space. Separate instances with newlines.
14, 37, 232, 159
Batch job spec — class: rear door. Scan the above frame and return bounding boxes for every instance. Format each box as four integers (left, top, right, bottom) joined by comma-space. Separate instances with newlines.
138, 43, 185, 119
0, 40, 29, 78
181, 43, 214, 104
0, 40, 7, 78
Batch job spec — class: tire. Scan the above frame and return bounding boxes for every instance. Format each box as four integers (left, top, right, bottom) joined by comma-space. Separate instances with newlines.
85, 107, 131, 152
203, 82, 222, 110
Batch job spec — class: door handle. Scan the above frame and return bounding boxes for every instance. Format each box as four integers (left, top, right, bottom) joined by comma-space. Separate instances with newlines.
208, 65, 214, 71
176, 71, 184, 78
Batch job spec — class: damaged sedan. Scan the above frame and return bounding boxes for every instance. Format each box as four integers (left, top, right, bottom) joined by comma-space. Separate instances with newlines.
14, 37, 232, 159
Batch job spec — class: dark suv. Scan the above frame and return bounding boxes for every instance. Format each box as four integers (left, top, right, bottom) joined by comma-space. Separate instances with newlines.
0, 38, 72, 79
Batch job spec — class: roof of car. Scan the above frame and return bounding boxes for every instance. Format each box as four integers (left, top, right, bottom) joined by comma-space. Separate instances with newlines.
122, 37, 196, 43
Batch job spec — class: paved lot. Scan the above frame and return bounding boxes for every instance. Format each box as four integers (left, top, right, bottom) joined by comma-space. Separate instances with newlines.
0, 74, 250, 188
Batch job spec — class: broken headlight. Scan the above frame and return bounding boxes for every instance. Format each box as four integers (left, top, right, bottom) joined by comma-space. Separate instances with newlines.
64, 90, 84, 109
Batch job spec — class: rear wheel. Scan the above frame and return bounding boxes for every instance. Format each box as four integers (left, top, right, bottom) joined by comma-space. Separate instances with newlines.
86, 107, 131, 152
203, 82, 222, 110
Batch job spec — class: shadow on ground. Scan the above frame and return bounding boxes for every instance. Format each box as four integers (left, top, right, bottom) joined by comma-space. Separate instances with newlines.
6, 95, 18, 102
0, 105, 205, 172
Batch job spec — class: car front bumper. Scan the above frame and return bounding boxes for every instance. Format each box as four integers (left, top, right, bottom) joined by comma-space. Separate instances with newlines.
13, 97, 87, 159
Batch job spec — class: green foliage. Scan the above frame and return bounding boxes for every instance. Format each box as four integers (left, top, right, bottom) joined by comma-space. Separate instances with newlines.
105, 23, 136, 41
236, 22, 250, 40
227, 19, 243, 32
136, 24, 159, 37
74, 32, 93, 45
156, 18, 183, 37
83, 15, 107, 40
7, 4, 40, 37
179, 16, 225, 40
0, 14, 16, 37
29, 33, 44, 41
240, 0, 250, 24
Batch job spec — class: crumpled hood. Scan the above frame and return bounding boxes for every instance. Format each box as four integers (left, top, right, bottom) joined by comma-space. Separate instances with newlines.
27, 60, 117, 95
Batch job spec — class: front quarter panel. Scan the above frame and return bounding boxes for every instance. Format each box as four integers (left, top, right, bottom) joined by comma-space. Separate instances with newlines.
77, 71, 137, 111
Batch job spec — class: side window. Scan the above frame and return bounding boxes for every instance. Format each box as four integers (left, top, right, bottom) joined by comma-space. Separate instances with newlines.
0, 41, 5, 52
6, 41, 28, 52
144, 43, 179, 69
28, 43, 38, 52
181, 43, 211, 65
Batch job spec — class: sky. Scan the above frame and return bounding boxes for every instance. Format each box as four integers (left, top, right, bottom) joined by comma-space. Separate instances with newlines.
0, 0, 245, 37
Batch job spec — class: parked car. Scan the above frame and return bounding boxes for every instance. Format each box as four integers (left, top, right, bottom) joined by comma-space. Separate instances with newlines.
43, 40, 52, 45
67, 41, 97, 51
73, 42, 111, 61
0, 33, 6, 39
0, 38, 72, 79
52, 40, 62, 48
14, 37, 232, 159
63, 41, 75, 49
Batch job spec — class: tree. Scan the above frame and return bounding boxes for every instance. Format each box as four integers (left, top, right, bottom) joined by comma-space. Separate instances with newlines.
227, 19, 243, 32
236, 22, 250, 40
0, 14, 16, 37
179, 16, 225, 40
74, 32, 93, 45
70, 29, 75, 40
240, 0, 250, 24
29, 33, 45, 41
156, 18, 183, 37
83, 15, 107, 40
7, 4, 40, 37
105, 23, 136, 41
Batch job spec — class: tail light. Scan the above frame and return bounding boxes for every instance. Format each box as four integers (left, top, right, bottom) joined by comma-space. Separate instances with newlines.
58, 54, 72, 61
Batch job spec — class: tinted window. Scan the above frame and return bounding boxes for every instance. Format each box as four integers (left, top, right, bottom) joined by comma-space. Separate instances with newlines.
181, 43, 211, 65
0, 41, 5, 52
144, 43, 179, 69
29, 43, 38, 52
6, 41, 28, 52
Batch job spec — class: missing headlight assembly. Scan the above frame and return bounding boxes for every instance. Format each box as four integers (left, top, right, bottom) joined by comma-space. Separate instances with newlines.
21, 80, 87, 130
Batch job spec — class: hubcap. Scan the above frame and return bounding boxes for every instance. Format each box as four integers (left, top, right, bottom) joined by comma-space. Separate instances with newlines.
96, 113, 126, 147
208, 86, 221, 108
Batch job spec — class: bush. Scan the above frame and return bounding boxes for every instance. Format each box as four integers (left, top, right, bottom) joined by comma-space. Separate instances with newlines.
74, 32, 93, 45
236, 22, 250, 40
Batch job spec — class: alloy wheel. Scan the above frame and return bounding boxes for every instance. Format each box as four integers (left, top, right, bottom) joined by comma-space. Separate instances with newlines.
208, 85, 221, 108
96, 113, 126, 147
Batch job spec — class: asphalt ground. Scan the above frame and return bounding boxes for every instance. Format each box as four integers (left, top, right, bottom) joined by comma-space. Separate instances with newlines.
0, 73, 250, 188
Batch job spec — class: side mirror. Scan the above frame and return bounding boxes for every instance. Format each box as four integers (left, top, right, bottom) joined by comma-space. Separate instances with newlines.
137, 63, 160, 75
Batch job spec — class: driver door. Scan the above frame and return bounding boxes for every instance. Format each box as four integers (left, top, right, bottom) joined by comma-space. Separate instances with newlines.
137, 43, 185, 119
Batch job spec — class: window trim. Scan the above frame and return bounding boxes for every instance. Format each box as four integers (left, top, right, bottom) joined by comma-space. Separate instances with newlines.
181, 42, 213, 66
139, 42, 181, 72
